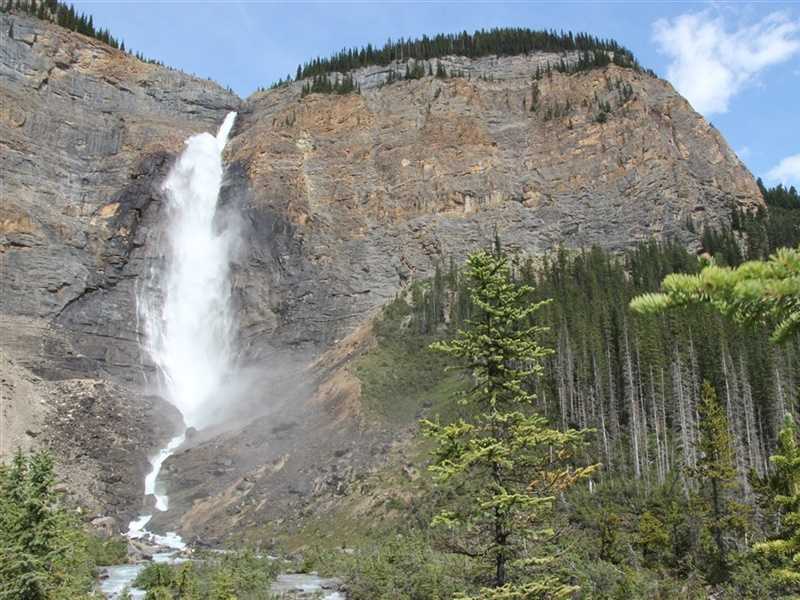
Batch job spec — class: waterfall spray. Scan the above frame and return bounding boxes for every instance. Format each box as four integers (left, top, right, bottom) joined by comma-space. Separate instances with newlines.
128, 112, 237, 546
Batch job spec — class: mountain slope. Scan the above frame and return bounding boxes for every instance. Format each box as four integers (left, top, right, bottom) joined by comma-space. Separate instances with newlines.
227, 54, 761, 353
0, 12, 763, 532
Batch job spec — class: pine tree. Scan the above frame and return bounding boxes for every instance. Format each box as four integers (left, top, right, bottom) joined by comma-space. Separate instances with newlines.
144, 587, 173, 600
423, 249, 599, 598
690, 381, 741, 583
0, 449, 93, 599
172, 563, 200, 599
754, 414, 800, 593
630, 247, 800, 343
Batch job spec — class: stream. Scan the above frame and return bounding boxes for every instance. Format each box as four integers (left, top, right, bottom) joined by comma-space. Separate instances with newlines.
96, 431, 345, 599
99, 566, 345, 600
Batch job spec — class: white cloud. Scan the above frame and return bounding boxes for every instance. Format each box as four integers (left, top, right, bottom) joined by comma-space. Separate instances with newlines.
653, 11, 800, 115
767, 153, 800, 186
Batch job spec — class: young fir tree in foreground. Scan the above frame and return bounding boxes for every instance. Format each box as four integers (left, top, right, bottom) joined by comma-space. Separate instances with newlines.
630, 246, 800, 343
691, 381, 745, 584
422, 249, 599, 599
754, 414, 800, 595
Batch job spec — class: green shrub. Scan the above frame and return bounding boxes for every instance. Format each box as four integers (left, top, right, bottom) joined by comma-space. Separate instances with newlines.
134, 549, 278, 599
134, 563, 175, 590
0, 449, 96, 600
86, 534, 129, 566
333, 534, 473, 600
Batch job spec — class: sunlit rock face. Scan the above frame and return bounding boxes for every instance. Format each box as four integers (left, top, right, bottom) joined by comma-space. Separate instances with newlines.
0, 12, 762, 529
226, 54, 762, 351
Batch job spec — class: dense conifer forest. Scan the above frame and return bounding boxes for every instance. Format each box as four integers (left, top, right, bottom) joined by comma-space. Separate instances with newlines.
319, 184, 800, 597
3, 0, 121, 49
1, 0, 165, 64
396, 187, 799, 492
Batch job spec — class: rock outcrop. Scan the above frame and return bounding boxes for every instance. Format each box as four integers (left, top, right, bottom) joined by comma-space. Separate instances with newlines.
0, 12, 763, 531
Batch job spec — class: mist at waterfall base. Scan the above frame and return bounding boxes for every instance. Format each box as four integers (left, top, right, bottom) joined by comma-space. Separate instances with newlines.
127, 112, 239, 548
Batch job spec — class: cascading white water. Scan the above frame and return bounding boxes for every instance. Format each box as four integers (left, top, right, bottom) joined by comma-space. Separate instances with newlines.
142, 111, 238, 430
126, 112, 238, 549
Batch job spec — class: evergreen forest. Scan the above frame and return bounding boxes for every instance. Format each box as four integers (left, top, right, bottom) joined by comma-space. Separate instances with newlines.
306, 183, 800, 598
295, 27, 643, 81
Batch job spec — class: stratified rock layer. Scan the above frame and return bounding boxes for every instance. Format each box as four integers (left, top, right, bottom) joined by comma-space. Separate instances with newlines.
227, 55, 761, 351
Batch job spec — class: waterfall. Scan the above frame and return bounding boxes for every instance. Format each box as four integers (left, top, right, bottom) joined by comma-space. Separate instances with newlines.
128, 112, 237, 547
141, 111, 238, 429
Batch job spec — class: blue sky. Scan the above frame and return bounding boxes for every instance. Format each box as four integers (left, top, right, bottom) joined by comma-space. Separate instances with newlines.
75, 1, 799, 186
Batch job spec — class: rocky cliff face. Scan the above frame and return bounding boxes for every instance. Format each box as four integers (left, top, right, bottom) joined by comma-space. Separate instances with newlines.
0, 13, 238, 522
0, 13, 762, 531
225, 53, 761, 353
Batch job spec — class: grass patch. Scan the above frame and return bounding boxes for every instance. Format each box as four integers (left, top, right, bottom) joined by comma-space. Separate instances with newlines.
352, 289, 465, 425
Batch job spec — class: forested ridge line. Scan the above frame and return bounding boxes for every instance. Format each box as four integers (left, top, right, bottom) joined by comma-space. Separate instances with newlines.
294, 27, 644, 81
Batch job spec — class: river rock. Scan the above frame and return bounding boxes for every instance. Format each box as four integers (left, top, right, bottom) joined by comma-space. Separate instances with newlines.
270, 573, 345, 599
91, 516, 118, 538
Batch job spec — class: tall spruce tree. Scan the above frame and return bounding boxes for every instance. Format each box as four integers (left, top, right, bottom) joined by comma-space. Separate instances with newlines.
423, 249, 599, 599
0, 449, 93, 599
754, 414, 800, 594
691, 381, 741, 583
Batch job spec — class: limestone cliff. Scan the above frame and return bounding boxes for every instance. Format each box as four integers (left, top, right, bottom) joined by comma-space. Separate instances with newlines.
0, 12, 762, 530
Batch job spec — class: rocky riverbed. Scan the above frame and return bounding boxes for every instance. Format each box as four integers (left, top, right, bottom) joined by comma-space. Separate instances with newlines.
96, 542, 346, 599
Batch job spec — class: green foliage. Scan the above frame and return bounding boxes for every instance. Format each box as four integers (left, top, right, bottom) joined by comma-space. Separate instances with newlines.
594, 99, 612, 123
144, 586, 173, 600
353, 282, 460, 425
134, 549, 278, 599
725, 181, 800, 258
5, 0, 120, 48
754, 414, 800, 594
118, 588, 134, 600
332, 534, 472, 600
690, 381, 742, 583
300, 72, 359, 97
760, 179, 800, 210
630, 246, 800, 343
455, 579, 577, 600
423, 250, 598, 592
86, 533, 129, 566
404, 59, 427, 80
0, 449, 96, 600
332, 214, 800, 597
4, 0, 164, 64
135, 563, 175, 590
